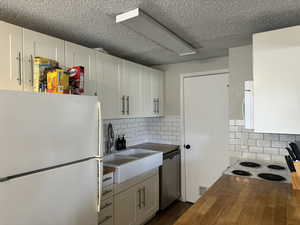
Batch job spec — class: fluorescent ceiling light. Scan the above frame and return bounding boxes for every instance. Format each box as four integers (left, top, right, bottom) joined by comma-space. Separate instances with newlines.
116, 8, 196, 56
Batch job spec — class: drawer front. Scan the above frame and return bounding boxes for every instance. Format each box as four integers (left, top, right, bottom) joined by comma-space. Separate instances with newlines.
103, 172, 114, 187
99, 198, 114, 225
98, 215, 113, 225
102, 184, 114, 200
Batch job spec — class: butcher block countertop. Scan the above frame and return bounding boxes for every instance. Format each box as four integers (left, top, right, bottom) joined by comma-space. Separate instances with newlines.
103, 166, 115, 175
174, 175, 300, 225
129, 142, 179, 154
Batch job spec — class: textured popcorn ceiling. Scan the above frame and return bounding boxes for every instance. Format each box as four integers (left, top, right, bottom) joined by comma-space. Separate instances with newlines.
1, 0, 300, 65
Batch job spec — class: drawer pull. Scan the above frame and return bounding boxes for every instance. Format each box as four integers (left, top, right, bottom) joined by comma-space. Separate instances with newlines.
100, 202, 112, 210
103, 177, 112, 182
99, 216, 112, 225
102, 189, 113, 196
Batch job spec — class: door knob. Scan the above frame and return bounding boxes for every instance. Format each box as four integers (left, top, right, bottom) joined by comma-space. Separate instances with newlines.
184, 144, 191, 149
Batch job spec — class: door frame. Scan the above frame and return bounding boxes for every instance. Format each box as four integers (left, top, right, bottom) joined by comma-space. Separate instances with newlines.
179, 69, 229, 202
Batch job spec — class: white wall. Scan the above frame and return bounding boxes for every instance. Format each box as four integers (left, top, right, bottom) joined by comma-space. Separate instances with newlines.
154, 57, 229, 116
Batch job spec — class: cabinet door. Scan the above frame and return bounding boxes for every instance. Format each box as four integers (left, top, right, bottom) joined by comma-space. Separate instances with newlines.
97, 53, 121, 119
65, 42, 96, 96
157, 70, 164, 116
253, 26, 300, 134
121, 61, 141, 118
23, 29, 65, 91
0, 21, 23, 91
114, 185, 137, 225
150, 70, 160, 117
140, 67, 152, 117
142, 174, 159, 222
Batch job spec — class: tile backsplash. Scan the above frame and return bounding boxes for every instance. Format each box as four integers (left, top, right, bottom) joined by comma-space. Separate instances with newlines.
229, 120, 300, 163
103, 116, 181, 152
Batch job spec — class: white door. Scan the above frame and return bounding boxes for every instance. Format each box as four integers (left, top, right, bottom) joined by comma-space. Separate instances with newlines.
183, 73, 229, 203
23, 29, 65, 91
97, 53, 121, 119
0, 160, 98, 225
65, 42, 96, 96
0, 21, 23, 91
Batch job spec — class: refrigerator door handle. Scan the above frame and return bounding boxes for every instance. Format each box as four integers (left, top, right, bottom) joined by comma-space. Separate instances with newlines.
0, 156, 100, 183
98, 102, 103, 157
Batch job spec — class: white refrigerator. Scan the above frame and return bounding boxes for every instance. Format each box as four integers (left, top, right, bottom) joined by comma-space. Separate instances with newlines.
0, 90, 103, 225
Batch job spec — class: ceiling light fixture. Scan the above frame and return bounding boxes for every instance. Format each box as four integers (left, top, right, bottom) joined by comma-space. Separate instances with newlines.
116, 8, 196, 56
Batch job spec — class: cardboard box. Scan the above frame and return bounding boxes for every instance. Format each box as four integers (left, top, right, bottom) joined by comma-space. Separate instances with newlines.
47, 69, 69, 94
33, 57, 58, 92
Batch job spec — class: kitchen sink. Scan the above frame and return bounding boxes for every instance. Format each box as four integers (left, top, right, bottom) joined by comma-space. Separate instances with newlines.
115, 149, 156, 158
104, 149, 162, 183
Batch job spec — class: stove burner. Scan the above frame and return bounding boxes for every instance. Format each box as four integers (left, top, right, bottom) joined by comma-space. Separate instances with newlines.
267, 165, 286, 170
239, 161, 261, 168
258, 173, 286, 181
232, 170, 252, 176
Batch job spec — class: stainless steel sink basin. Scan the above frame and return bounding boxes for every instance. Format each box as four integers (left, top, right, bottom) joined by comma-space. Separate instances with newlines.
103, 149, 162, 183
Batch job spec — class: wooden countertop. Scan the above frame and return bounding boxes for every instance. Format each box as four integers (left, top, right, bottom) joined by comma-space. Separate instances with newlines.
103, 166, 115, 175
129, 142, 179, 154
174, 175, 300, 225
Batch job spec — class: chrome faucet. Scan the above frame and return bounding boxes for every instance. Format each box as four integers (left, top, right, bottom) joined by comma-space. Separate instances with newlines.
106, 123, 114, 154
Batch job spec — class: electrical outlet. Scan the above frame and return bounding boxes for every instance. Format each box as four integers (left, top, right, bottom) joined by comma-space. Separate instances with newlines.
199, 186, 207, 195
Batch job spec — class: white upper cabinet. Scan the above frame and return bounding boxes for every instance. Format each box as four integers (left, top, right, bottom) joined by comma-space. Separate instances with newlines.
96, 52, 121, 119
23, 29, 65, 91
0, 19, 164, 119
150, 69, 164, 117
65, 42, 96, 96
0, 21, 23, 91
140, 67, 153, 117
120, 60, 141, 118
253, 26, 300, 134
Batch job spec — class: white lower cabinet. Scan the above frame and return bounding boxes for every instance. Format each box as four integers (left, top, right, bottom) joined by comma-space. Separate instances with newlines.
99, 197, 114, 225
114, 171, 159, 225
99, 172, 114, 225
114, 184, 138, 225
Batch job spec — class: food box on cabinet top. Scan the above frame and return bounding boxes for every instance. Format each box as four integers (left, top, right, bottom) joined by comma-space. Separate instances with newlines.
33, 57, 58, 92
67, 66, 84, 95
47, 69, 69, 94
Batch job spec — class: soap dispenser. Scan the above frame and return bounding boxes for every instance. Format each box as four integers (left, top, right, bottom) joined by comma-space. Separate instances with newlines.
121, 135, 126, 150
116, 135, 122, 151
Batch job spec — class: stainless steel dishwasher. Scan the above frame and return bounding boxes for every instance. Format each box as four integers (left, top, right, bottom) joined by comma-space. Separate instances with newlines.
160, 148, 181, 210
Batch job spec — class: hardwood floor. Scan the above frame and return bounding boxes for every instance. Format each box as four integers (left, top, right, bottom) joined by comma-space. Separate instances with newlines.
146, 201, 192, 225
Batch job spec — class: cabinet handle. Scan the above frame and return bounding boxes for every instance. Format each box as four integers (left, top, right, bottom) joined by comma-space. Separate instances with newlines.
153, 98, 156, 114
103, 177, 112, 182
138, 189, 142, 209
157, 98, 160, 114
100, 202, 112, 210
99, 216, 112, 225
142, 187, 146, 207
126, 96, 129, 115
29, 55, 34, 86
121, 96, 125, 115
102, 189, 113, 196
16, 52, 22, 86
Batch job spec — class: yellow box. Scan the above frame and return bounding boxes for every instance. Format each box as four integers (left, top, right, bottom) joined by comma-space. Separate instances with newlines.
47, 69, 69, 94
33, 57, 58, 92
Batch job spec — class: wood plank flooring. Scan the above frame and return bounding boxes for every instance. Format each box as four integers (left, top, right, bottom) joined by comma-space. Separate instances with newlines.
146, 201, 192, 225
